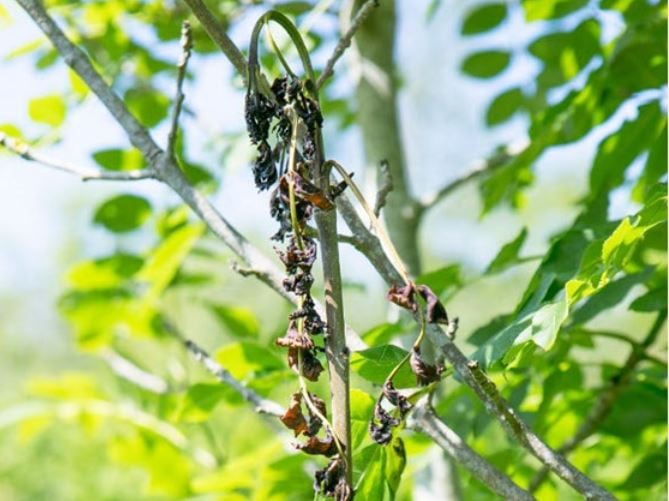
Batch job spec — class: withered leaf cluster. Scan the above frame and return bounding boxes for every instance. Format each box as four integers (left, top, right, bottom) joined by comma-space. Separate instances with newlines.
281, 392, 350, 499
369, 381, 412, 445
386, 282, 449, 385
386, 283, 449, 324
246, 74, 350, 499
245, 77, 323, 194
315, 457, 351, 501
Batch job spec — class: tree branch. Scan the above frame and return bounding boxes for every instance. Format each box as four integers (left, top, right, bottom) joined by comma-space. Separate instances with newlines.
418, 139, 530, 214
373, 159, 393, 218
352, 0, 421, 275
529, 311, 667, 492
166, 325, 285, 417
409, 400, 535, 501
15, 0, 366, 352
100, 349, 170, 394
0, 133, 156, 181
181, 0, 248, 82
316, 0, 378, 89
167, 21, 194, 157
15, 0, 163, 161
449, 355, 615, 500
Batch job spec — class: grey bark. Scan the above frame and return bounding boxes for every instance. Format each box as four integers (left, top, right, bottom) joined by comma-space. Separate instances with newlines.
353, 0, 421, 275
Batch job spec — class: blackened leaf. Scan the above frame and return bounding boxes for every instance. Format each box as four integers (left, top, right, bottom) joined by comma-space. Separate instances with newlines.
369, 403, 397, 446
409, 347, 444, 386
288, 170, 334, 210
382, 381, 412, 417
387, 283, 418, 312
314, 458, 345, 497
301, 349, 324, 382
417, 285, 449, 324
306, 392, 327, 436
297, 434, 338, 456
281, 392, 308, 436
276, 321, 314, 350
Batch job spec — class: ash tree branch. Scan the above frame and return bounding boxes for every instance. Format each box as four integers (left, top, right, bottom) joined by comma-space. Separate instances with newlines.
417, 139, 530, 215
164, 322, 285, 417
373, 160, 393, 218
100, 349, 169, 394
335, 188, 614, 499
409, 400, 535, 501
529, 311, 667, 492
0, 133, 156, 181
455, 356, 615, 500
181, 0, 248, 82
15, 0, 366, 353
167, 21, 193, 158
316, 0, 379, 89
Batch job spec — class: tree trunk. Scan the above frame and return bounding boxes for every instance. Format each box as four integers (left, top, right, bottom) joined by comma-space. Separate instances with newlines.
353, 0, 421, 276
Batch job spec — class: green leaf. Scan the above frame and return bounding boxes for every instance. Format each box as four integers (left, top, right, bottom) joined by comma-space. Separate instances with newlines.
416, 264, 462, 297
67, 253, 143, 290
0, 4, 11, 26
5, 39, 43, 60
362, 323, 405, 346
0, 123, 24, 140
486, 228, 528, 274
209, 304, 260, 338
124, 87, 169, 128
138, 224, 204, 301
620, 449, 668, 490
530, 296, 569, 350
28, 94, 66, 127
590, 101, 664, 196
214, 342, 284, 381
68, 69, 89, 99
521, 0, 589, 21
480, 160, 534, 214
461, 50, 511, 79
472, 296, 568, 368
630, 286, 667, 312
177, 383, 243, 422
59, 289, 134, 350
275, 1, 311, 16
93, 194, 152, 233
92, 148, 145, 171
601, 382, 666, 437
486, 87, 524, 126
350, 345, 414, 388
350, 389, 376, 451
529, 19, 601, 89
571, 270, 652, 324
356, 438, 406, 500
461, 3, 507, 35
633, 124, 667, 202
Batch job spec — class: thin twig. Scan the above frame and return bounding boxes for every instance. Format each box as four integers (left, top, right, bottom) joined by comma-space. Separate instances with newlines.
101, 350, 169, 394
0, 133, 156, 181
15, 0, 163, 160
418, 139, 530, 213
316, 0, 379, 89
529, 311, 667, 492
167, 21, 194, 158
373, 160, 393, 218
409, 399, 535, 501
164, 322, 285, 417
181, 0, 248, 81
